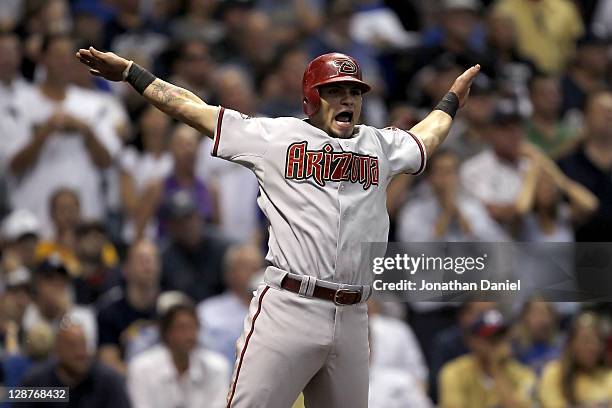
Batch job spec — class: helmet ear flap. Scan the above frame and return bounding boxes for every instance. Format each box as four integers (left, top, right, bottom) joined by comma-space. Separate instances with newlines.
303, 86, 321, 116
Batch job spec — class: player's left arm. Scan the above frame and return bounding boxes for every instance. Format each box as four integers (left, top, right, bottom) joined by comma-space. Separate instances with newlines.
409, 65, 480, 155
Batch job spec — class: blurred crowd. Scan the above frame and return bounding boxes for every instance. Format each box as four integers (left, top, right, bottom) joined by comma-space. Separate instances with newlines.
0, 0, 612, 407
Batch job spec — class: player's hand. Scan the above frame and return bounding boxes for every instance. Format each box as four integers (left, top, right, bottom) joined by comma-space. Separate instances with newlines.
75, 47, 130, 82
449, 64, 480, 108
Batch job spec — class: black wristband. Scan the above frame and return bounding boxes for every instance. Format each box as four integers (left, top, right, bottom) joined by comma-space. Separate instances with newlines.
126, 63, 156, 94
434, 92, 459, 119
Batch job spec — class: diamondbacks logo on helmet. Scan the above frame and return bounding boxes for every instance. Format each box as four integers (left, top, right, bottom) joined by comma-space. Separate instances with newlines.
333, 59, 358, 75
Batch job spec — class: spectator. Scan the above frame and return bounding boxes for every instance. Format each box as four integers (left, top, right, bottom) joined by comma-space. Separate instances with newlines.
1, 209, 41, 273
493, 0, 584, 74
160, 190, 232, 302
398, 149, 508, 242
103, 0, 167, 60
308, 0, 373, 62
260, 47, 310, 118
369, 365, 432, 408
169, 0, 224, 43
22, 257, 97, 353
7, 34, 121, 236
72, 222, 122, 305
97, 239, 160, 375
197, 68, 260, 242
167, 39, 216, 101
557, 90, 612, 241
526, 74, 578, 159
511, 298, 562, 375
444, 75, 496, 160
521, 155, 599, 242
0, 267, 32, 339
212, 0, 255, 63
35, 188, 119, 278
2, 322, 54, 387
410, 0, 492, 81
439, 309, 536, 408
349, 0, 421, 52
156, 124, 216, 238
368, 299, 429, 390
35, 188, 81, 272
408, 56, 464, 111
20, 319, 131, 408
198, 244, 263, 365
119, 105, 173, 243
0, 31, 35, 170
212, 66, 259, 115
71, 2, 109, 51
484, 10, 535, 100
539, 312, 612, 407
368, 316, 433, 408
429, 302, 497, 402
561, 34, 610, 117
460, 101, 539, 236
256, 0, 324, 46
128, 301, 230, 408
230, 11, 279, 84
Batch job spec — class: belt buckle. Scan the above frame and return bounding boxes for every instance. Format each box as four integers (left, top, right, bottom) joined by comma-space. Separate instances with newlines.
333, 285, 361, 305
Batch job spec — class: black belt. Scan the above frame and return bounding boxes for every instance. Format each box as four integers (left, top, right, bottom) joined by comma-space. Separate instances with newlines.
280, 275, 363, 305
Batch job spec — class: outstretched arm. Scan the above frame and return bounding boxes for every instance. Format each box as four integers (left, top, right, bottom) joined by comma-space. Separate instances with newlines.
75, 47, 219, 138
410, 65, 480, 155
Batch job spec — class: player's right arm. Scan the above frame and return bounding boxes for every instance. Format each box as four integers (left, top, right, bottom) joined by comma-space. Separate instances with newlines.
75, 47, 219, 138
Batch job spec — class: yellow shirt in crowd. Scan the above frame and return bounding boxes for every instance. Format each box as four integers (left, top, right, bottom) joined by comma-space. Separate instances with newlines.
493, 0, 584, 74
539, 360, 612, 408
439, 354, 536, 408
36, 240, 119, 277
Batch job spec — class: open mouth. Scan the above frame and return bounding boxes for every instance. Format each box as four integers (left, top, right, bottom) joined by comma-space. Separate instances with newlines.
334, 111, 353, 125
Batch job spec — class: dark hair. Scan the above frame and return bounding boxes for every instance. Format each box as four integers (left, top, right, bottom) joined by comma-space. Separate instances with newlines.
527, 73, 559, 95
40, 32, 73, 56
49, 187, 80, 214
561, 312, 606, 404
424, 148, 458, 177
159, 303, 199, 341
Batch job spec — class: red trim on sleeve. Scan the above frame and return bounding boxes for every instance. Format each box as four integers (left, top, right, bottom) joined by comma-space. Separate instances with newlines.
212, 106, 226, 157
226, 285, 270, 407
407, 131, 425, 175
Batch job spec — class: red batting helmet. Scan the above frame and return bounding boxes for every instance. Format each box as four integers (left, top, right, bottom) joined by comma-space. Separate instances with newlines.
302, 53, 371, 116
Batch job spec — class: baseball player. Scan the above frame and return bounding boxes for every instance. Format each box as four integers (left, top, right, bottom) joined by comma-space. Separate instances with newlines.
76, 47, 479, 408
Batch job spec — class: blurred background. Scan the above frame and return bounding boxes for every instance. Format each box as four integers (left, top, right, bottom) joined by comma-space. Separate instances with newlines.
0, 0, 611, 407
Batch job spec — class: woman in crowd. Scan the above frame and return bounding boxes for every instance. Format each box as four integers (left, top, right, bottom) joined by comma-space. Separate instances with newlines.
539, 312, 612, 408
511, 298, 563, 375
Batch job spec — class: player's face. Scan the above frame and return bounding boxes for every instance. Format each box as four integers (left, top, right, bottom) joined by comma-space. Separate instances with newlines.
315, 83, 363, 138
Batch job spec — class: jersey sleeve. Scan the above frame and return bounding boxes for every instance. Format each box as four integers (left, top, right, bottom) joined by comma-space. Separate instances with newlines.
211, 107, 271, 168
378, 127, 427, 177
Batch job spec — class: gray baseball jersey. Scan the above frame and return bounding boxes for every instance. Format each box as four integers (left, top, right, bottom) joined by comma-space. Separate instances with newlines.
212, 107, 426, 285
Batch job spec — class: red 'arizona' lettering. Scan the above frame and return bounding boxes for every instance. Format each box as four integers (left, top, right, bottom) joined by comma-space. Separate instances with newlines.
284, 142, 379, 190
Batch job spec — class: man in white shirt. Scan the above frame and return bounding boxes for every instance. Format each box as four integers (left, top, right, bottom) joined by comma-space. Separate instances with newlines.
399, 149, 509, 242
128, 301, 230, 408
6, 34, 121, 236
198, 244, 263, 366
460, 101, 537, 236
22, 257, 97, 353
0, 32, 36, 170
368, 299, 428, 389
